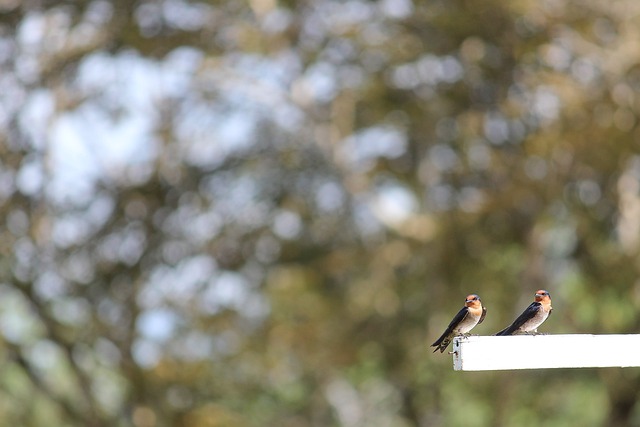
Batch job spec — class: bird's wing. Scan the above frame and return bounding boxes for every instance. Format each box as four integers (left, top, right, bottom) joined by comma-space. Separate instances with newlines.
501, 302, 541, 334
446, 306, 470, 330
478, 306, 487, 325
432, 307, 469, 346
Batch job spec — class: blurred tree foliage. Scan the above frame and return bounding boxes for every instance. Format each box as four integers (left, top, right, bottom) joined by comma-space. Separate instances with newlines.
2, 0, 640, 426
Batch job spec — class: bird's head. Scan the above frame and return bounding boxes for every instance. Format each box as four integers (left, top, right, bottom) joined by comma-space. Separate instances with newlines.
465, 294, 482, 308
534, 289, 551, 302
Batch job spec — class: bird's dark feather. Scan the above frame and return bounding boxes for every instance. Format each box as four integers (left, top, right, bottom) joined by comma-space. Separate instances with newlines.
495, 302, 540, 336
431, 306, 469, 349
478, 306, 487, 324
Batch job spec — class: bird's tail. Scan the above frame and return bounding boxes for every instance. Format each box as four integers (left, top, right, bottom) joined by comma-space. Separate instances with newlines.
495, 327, 512, 336
431, 337, 451, 353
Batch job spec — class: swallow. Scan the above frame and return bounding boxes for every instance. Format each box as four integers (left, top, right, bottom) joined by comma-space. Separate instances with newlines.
431, 294, 487, 353
495, 290, 552, 336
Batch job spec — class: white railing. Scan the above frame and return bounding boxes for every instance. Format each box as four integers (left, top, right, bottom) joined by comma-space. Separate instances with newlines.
452, 335, 640, 371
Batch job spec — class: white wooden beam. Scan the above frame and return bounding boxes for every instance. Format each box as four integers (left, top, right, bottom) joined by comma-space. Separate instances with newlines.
452, 334, 640, 371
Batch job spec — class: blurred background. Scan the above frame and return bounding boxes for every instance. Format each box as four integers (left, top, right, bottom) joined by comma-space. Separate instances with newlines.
1, 0, 640, 426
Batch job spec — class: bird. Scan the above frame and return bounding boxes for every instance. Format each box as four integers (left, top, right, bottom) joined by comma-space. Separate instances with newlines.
495, 289, 552, 336
431, 294, 487, 353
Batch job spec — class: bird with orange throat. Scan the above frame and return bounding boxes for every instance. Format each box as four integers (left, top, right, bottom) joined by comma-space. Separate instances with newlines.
432, 294, 487, 353
495, 290, 552, 336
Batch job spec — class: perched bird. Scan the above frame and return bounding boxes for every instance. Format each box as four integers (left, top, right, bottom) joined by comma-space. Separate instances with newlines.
495, 289, 552, 336
431, 294, 487, 353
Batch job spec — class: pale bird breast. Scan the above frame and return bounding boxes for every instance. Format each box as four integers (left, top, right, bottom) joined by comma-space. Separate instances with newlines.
467, 306, 483, 317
